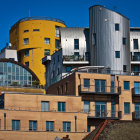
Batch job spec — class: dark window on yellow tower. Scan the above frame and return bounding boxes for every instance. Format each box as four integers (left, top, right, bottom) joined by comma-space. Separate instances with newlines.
55, 26, 60, 37
25, 50, 29, 57
44, 38, 50, 44
44, 49, 50, 56
25, 62, 29, 67
55, 39, 60, 49
24, 38, 29, 45
24, 30, 29, 33
33, 29, 40, 32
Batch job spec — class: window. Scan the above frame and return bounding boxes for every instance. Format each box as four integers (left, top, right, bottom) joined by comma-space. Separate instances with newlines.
55, 39, 60, 49
12, 120, 20, 131
25, 62, 29, 67
63, 122, 71, 132
29, 120, 37, 131
95, 80, 106, 92
58, 102, 65, 112
134, 82, 140, 94
124, 81, 130, 90
84, 101, 90, 113
25, 49, 29, 57
115, 51, 120, 58
133, 39, 138, 49
135, 103, 140, 119
85, 52, 89, 61
95, 102, 107, 117
115, 23, 119, 31
41, 101, 49, 111
123, 38, 126, 45
46, 121, 54, 131
74, 39, 79, 50
24, 30, 29, 33
55, 26, 60, 37
111, 102, 116, 117
123, 65, 127, 72
24, 38, 29, 45
33, 29, 39, 32
74, 52, 79, 61
87, 125, 90, 132
44, 49, 50, 56
44, 38, 50, 44
84, 79, 90, 88
124, 102, 130, 114
66, 66, 71, 72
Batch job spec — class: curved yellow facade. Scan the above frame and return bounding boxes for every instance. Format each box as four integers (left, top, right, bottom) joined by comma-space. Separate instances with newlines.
10, 17, 66, 85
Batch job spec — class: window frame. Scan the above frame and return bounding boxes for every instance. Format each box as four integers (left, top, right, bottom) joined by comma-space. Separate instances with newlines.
84, 79, 90, 88
41, 101, 49, 112
58, 102, 65, 112
124, 81, 130, 90
74, 39, 79, 50
24, 38, 29, 45
124, 102, 130, 114
25, 49, 29, 57
46, 121, 54, 132
115, 51, 120, 58
29, 120, 37, 131
63, 122, 71, 132
133, 39, 138, 49
115, 23, 119, 31
44, 38, 50, 44
12, 120, 20, 131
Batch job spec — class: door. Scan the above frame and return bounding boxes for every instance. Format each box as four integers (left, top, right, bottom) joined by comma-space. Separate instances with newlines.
95, 80, 106, 92
95, 102, 107, 117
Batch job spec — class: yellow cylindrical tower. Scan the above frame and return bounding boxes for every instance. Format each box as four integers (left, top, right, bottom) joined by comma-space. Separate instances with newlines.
10, 17, 66, 85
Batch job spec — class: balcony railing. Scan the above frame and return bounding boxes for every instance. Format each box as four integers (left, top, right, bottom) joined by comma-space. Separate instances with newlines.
132, 111, 140, 119
63, 55, 89, 62
79, 85, 121, 94
132, 88, 140, 95
132, 56, 140, 61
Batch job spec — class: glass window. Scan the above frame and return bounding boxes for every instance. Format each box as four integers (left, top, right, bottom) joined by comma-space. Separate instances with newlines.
111, 102, 116, 117
24, 38, 29, 45
44, 49, 50, 56
55, 26, 60, 37
95, 80, 106, 92
55, 39, 60, 49
24, 30, 29, 33
115, 23, 119, 31
74, 52, 79, 61
134, 82, 140, 94
124, 81, 130, 90
87, 125, 90, 132
133, 39, 138, 49
123, 38, 126, 45
44, 38, 50, 44
135, 103, 140, 119
115, 51, 120, 58
124, 102, 130, 114
29, 120, 37, 131
25, 50, 29, 57
58, 102, 65, 112
123, 65, 127, 72
85, 52, 89, 61
25, 62, 29, 67
33, 29, 39, 32
66, 66, 71, 72
46, 121, 54, 131
84, 79, 90, 88
63, 122, 71, 132
84, 101, 90, 113
95, 102, 107, 117
12, 120, 20, 131
41, 101, 49, 111
74, 39, 79, 50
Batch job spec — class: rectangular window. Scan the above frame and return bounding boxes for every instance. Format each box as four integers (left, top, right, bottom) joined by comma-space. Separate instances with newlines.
44, 38, 50, 44
55, 39, 60, 49
134, 82, 140, 94
87, 125, 90, 132
123, 38, 126, 45
95, 102, 107, 117
124, 81, 130, 90
135, 103, 140, 119
84, 101, 90, 113
46, 121, 54, 131
115, 51, 120, 58
58, 102, 65, 112
12, 120, 20, 131
41, 101, 49, 111
44, 49, 50, 56
25, 49, 29, 57
63, 122, 71, 132
111, 102, 116, 117
24, 30, 29, 33
124, 102, 130, 114
74, 52, 79, 61
66, 66, 71, 72
55, 26, 60, 37
25, 62, 29, 67
85, 52, 89, 61
95, 80, 106, 92
74, 39, 79, 50
133, 39, 138, 49
29, 120, 37, 131
33, 29, 39, 32
24, 38, 29, 45
115, 23, 119, 31
84, 79, 90, 88
123, 65, 127, 72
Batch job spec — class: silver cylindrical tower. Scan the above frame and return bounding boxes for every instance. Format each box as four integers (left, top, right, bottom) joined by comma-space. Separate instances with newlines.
89, 5, 130, 74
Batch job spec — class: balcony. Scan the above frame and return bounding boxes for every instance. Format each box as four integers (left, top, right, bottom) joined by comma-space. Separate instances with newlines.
132, 56, 140, 61
132, 88, 140, 103
132, 111, 140, 120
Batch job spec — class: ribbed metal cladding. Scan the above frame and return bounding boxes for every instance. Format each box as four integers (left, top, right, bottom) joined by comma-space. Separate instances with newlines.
89, 5, 131, 74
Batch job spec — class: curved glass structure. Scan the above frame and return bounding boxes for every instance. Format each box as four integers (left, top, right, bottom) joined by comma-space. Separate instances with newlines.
0, 60, 39, 86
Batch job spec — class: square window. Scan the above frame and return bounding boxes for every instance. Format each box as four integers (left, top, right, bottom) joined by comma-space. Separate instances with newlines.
24, 38, 29, 45
124, 81, 129, 90
46, 121, 54, 131
124, 102, 130, 114
115, 51, 120, 58
44, 38, 50, 44
115, 24, 119, 31
63, 122, 71, 132
12, 120, 20, 131
44, 49, 50, 56
41, 101, 49, 111
29, 120, 37, 131
58, 102, 65, 112
84, 79, 90, 88
123, 38, 126, 45
74, 39, 79, 50
66, 66, 71, 72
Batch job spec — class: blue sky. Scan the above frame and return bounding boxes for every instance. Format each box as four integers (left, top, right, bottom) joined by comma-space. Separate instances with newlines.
0, 0, 140, 50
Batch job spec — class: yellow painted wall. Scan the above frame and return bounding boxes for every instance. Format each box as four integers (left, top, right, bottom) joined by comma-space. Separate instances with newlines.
10, 19, 66, 85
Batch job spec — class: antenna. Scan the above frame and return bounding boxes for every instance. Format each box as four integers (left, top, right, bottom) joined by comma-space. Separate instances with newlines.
29, 8, 31, 17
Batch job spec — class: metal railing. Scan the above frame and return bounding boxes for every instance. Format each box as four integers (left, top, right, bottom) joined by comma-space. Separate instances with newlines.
79, 85, 121, 94
132, 56, 140, 61
132, 88, 140, 95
